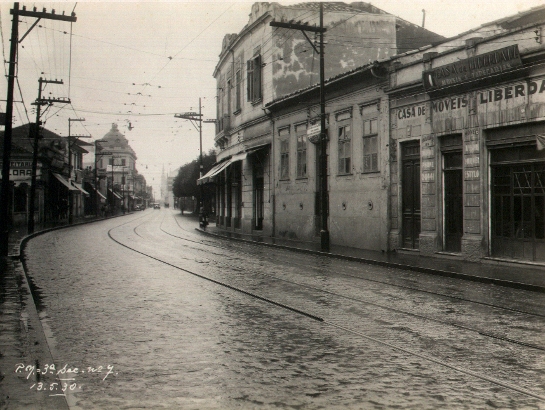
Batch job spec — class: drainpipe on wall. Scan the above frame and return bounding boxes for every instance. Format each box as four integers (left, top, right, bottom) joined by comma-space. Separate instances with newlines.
271, 117, 275, 238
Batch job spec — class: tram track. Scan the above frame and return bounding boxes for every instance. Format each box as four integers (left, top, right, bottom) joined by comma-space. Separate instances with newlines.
163, 212, 545, 319
105, 215, 545, 401
157, 215, 545, 351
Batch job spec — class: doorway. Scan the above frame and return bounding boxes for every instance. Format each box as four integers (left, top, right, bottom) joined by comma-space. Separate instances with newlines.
401, 141, 421, 249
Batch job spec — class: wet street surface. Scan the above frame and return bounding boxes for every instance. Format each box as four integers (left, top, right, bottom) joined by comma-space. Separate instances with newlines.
21, 209, 545, 409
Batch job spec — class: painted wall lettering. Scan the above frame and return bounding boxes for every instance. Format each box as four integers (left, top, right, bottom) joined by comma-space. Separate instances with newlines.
397, 105, 426, 120
465, 170, 480, 180
479, 79, 545, 104
465, 156, 480, 167
431, 96, 468, 113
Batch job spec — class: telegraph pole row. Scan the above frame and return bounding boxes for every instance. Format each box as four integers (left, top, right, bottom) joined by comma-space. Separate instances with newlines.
28, 78, 70, 234
270, 3, 329, 251
0, 3, 76, 255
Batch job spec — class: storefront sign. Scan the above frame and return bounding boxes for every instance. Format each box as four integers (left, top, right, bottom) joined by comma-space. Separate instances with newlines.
431, 96, 468, 113
479, 78, 545, 104
423, 45, 522, 90
397, 105, 426, 120
0, 161, 38, 180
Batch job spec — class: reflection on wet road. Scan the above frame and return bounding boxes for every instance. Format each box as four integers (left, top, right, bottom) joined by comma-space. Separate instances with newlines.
23, 209, 545, 409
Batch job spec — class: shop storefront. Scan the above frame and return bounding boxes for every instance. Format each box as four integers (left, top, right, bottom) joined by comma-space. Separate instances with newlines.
390, 36, 545, 264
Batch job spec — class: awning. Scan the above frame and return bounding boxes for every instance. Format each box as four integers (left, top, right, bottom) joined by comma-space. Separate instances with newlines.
246, 143, 270, 155
71, 181, 89, 196
93, 186, 106, 200
108, 188, 122, 199
197, 151, 251, 185
52, 173, 78, 191
197, 158, 232, 185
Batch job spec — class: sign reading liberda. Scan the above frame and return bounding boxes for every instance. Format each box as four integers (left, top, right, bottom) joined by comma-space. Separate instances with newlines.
423, 45, 522, 90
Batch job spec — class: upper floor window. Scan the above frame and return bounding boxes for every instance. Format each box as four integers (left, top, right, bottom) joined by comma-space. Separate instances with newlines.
279, 126, 290, 180
235, 69, 241, 112
362, 118, 378, 173
247, 52, 262, 103
338, 124, 351, 175
295, 123, 307, 178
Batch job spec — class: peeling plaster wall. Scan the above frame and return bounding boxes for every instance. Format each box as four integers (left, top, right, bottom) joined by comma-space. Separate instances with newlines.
271, 11, 396, 100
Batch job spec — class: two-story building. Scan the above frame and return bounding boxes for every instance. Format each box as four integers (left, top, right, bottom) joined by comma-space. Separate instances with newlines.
205, 1, 443, 238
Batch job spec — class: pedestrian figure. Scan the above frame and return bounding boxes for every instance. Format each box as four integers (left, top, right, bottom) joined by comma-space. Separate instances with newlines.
199, 205, 208, 229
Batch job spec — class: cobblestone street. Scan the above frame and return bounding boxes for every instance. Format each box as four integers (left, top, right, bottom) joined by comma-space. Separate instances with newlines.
10, 209, 545, 409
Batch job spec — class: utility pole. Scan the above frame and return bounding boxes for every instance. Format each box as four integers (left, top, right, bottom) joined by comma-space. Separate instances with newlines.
67, 118, 89, 224
175, 98, 208, 211
94, 140, 110, 217
271, 4, 329, 251
121, 166, 125, 215
28, 78, 70, 234
0, 3, 76, 255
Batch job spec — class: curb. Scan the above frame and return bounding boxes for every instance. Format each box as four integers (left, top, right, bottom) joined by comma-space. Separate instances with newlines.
195, 227, 545, 293
10, 213, 132, 260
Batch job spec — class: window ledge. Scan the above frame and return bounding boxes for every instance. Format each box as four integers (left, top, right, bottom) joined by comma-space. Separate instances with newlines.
251, 98, 263, 106
234, 109, 241, 116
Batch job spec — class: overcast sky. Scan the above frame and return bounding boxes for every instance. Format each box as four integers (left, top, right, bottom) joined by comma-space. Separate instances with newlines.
1, 0, 543, 196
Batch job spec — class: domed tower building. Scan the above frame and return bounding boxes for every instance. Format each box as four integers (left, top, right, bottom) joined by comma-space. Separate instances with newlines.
97, 123, 138, 213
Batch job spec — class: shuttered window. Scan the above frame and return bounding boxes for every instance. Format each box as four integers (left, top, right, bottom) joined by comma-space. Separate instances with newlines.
362, 118, 378, 173
247, 54, 262, 102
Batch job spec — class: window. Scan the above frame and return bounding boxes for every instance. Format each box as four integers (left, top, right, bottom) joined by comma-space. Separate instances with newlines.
363, 118, 379, 173
338, 124, 351, 174
296, 124, 307, 178
247, 52, 262, 102
279, 126, 290, 180
235, 69, 241, 112
121, 158, 126, 166
280, 139, 290, 180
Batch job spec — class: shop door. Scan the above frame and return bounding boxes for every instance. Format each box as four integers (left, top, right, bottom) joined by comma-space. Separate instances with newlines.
492, 161, 545, 261
253, 155, 265, 231
401, 141, 421, 249
443, 151, 463, 252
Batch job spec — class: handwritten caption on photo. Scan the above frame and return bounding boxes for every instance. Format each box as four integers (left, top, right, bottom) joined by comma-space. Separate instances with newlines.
15, 363, 116, 396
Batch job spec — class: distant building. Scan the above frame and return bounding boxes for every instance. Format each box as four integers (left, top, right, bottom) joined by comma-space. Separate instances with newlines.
0, 124, 88, 226
96, 123, 138, 212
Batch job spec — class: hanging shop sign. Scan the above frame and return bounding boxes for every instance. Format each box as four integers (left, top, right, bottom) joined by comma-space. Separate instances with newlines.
423, 45, 522, 90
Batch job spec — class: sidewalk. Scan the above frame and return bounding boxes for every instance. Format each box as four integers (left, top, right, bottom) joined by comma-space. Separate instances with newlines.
195, 219, 545, 293
0, 214, 121, 409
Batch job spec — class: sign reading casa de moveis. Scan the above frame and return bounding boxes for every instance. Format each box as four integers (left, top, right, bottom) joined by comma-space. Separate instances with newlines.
423, 45, 522, 90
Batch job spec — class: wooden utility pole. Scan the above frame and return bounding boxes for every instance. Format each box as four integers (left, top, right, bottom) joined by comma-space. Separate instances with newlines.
175, 99, 205, 209
67, 118, 89, 224
270, 4, 329, 251
0, 3, 76, 254
28, 78, 70, 234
